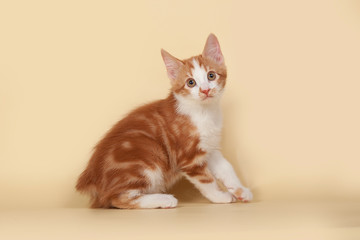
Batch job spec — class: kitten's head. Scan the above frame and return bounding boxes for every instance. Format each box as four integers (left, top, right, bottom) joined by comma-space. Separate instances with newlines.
161, 34, 227, 104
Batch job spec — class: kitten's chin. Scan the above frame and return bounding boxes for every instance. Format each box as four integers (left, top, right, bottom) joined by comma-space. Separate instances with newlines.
200, 91, 224, 104
200, 95, 213, 100
197, 95, 221, 105
200, 96, 215, 102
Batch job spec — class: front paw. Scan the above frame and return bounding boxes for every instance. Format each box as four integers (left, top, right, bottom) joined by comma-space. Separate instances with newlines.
229, 187, 253, 203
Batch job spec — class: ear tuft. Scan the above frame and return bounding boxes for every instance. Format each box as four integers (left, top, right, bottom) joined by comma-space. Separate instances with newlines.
161, 49, 183, 82
202, 33, 224, 64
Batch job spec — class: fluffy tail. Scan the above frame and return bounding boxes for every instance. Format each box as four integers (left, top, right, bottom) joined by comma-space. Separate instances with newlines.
76, 168, 101, 207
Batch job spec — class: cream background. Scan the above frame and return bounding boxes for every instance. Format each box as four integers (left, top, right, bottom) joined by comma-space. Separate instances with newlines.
1, 0, 360, 209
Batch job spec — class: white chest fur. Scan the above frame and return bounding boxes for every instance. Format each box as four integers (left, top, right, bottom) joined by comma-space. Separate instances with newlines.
174, 94, 223, 152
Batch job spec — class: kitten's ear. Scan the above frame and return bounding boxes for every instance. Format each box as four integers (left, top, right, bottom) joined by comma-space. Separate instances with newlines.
161, 49, 184, 82
202, 33, 224, 64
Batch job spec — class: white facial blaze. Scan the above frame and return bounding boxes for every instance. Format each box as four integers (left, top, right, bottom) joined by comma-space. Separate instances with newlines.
188, 58, 221, 101
191, 59, 209, 91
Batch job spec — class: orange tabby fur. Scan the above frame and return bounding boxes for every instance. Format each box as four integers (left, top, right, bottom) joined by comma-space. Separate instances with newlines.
76, 61, 225, 208
76, 94, 208, 208
76, 34, 252, 209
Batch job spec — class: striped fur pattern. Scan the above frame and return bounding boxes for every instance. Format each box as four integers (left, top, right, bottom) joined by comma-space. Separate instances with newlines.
76, 34, 253, 209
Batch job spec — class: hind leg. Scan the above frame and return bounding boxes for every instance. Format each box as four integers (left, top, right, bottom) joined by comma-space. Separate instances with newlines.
111, 191, 178, 209
107, 167, 177, 209
135, 194, 178, 209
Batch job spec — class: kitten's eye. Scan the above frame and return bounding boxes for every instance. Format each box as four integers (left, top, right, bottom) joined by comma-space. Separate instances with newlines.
207, 71, 216, 81
186, 78, 196, 88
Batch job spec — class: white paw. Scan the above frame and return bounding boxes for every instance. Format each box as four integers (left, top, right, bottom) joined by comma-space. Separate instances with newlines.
228, 187, 253, 202
207, 191, 236, 204
137, 194, 178, 209
157, 194, 178, 209
240, 188, 253, 202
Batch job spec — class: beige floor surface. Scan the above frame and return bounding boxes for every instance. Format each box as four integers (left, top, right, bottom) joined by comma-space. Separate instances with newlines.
1, 200, 359, 240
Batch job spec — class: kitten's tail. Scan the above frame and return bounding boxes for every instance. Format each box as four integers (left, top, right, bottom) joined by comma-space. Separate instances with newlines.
76, 168, 101, 207
76, 168, 95, 192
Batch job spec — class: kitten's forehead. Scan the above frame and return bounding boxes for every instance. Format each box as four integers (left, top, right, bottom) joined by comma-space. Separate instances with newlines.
190, 58, 206, 76
191, 58, 208, 74
184, 56, 208, 75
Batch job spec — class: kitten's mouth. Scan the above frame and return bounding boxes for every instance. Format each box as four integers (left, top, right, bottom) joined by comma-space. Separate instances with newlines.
201, 95, 214, 101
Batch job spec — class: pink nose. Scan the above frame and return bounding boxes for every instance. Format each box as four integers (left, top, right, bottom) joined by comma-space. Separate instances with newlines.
200, 88, 210, 95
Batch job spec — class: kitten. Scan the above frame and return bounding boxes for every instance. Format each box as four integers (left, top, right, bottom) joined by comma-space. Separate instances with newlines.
76, 34, 253, 209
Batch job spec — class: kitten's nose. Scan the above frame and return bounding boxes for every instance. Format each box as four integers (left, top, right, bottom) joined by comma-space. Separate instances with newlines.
200, 88, 210, 96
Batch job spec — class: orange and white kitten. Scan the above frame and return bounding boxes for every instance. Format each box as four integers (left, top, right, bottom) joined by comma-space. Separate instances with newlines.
76, 34, 253, 209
